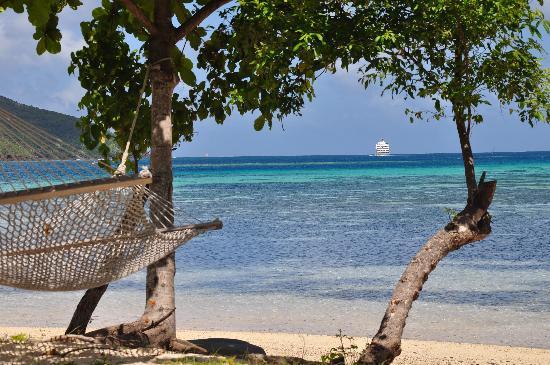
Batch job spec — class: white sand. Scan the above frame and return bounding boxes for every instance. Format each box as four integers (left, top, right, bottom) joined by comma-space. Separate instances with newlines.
1, 327, 549, 365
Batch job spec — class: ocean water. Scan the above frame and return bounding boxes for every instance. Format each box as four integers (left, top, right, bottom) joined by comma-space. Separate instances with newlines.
2, 152, 550, 348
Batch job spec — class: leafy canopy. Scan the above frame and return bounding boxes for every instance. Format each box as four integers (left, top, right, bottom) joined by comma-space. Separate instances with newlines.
2, 0, 546, 166
357, 0, 549, 126
195, 1, 382, 131
1, 0, 361, 165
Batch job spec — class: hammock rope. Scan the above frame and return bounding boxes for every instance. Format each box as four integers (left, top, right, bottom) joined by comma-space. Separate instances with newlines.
115, 63, 151, 176
0, 87, 221, 292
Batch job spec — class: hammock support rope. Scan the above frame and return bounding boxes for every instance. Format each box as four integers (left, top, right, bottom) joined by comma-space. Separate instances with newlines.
0, 102, 221, 292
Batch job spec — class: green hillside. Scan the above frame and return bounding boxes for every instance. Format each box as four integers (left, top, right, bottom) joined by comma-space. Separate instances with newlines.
0, 95, 82, 147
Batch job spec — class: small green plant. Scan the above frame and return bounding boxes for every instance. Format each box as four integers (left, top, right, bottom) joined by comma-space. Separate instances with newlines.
443, 207, 459, 222
321, 330, 359, 365
9, 333, 29, 343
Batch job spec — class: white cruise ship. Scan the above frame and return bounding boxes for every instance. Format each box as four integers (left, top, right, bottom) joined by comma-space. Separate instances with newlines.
375, 139, 390, 156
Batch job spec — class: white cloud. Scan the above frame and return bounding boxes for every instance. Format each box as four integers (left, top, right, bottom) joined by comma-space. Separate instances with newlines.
52, 79, 85, 113
0, 2, 98, 114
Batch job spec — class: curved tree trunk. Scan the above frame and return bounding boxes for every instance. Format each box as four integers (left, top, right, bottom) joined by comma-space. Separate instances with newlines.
358, 24, 491, 364
358, 178, 495, 365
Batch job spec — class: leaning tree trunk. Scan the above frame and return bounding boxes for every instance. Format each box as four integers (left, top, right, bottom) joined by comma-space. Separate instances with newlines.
358, 25, 491, 364
359, 123, 495, 365
358, 176, 495, 365
359, 87, 496, 364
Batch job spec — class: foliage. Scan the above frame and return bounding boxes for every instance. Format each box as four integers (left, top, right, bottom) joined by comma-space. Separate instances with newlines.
357, 0, 549, 127
3, 0, 546, 166
321, 329, 360, 365
195, 1, 381, 131
443, 207, 460, 222
67, 0, 203, 169
68, 1, 153, 170
9, 333, 29, 343
1, 0, 352, 166
0, 0, 212, 166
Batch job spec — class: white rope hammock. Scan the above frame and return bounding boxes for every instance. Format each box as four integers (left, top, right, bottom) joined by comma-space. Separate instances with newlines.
0, 99, 221, 291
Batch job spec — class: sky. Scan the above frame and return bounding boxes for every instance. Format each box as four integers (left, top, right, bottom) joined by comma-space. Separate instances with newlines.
0, 2, 548, 157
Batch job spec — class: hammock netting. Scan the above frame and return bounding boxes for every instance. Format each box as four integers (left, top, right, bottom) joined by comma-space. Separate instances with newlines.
0, 107, 220, 291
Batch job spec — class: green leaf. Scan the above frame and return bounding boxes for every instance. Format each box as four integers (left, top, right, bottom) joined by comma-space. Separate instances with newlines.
92, 7, 107, 19
254, 115, 266, 131
27, 0, 52, 26
35, 38, 47, 55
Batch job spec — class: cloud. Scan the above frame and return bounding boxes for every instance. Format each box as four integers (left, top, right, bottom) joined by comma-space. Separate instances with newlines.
52, 79, 85, 113
0, 2, 98, 115
0, 13, 37, 65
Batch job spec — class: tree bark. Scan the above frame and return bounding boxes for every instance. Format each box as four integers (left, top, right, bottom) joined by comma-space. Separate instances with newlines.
454, 106, 477, 205
65, 285, 108, 335
137, 0, 179, 348
174, 0, 231, 41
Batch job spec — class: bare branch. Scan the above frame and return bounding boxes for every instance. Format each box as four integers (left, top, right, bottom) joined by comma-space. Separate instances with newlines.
174, 0, 232, 42
120, 0, 159, 35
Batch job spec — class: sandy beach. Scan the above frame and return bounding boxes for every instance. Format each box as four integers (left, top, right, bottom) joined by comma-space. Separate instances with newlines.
1, 327, 549, 365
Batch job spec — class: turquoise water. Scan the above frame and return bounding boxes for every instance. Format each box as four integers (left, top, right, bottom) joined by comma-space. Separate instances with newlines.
2, 152, 549, 347
167, 152, 550, 275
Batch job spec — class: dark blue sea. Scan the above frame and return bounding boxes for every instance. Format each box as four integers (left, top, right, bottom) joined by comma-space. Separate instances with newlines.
3, 152, 550, 347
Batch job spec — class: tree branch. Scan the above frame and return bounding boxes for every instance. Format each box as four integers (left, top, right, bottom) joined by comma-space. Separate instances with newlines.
120, 0, 159, 35
174, 0, 232, 42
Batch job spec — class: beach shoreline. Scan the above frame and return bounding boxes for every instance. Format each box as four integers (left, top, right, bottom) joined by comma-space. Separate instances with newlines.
2, 327, 549, 365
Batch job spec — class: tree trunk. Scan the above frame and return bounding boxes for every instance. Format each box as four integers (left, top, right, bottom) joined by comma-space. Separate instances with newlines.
83, 0, 186, 351
358, 178, 496, 365
65, 0, 223, 354
85, 34, 206, 353
137, 0, 179, 348
358, 114, 493, 364
360, 25, 492, 359
452, 21, 477, 205
141, 54, 177, 348
454, 104, 477, 205
65, 285, 108, 335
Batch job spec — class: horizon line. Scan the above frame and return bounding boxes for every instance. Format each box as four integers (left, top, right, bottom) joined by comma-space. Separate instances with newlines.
172, 150, 550, 159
